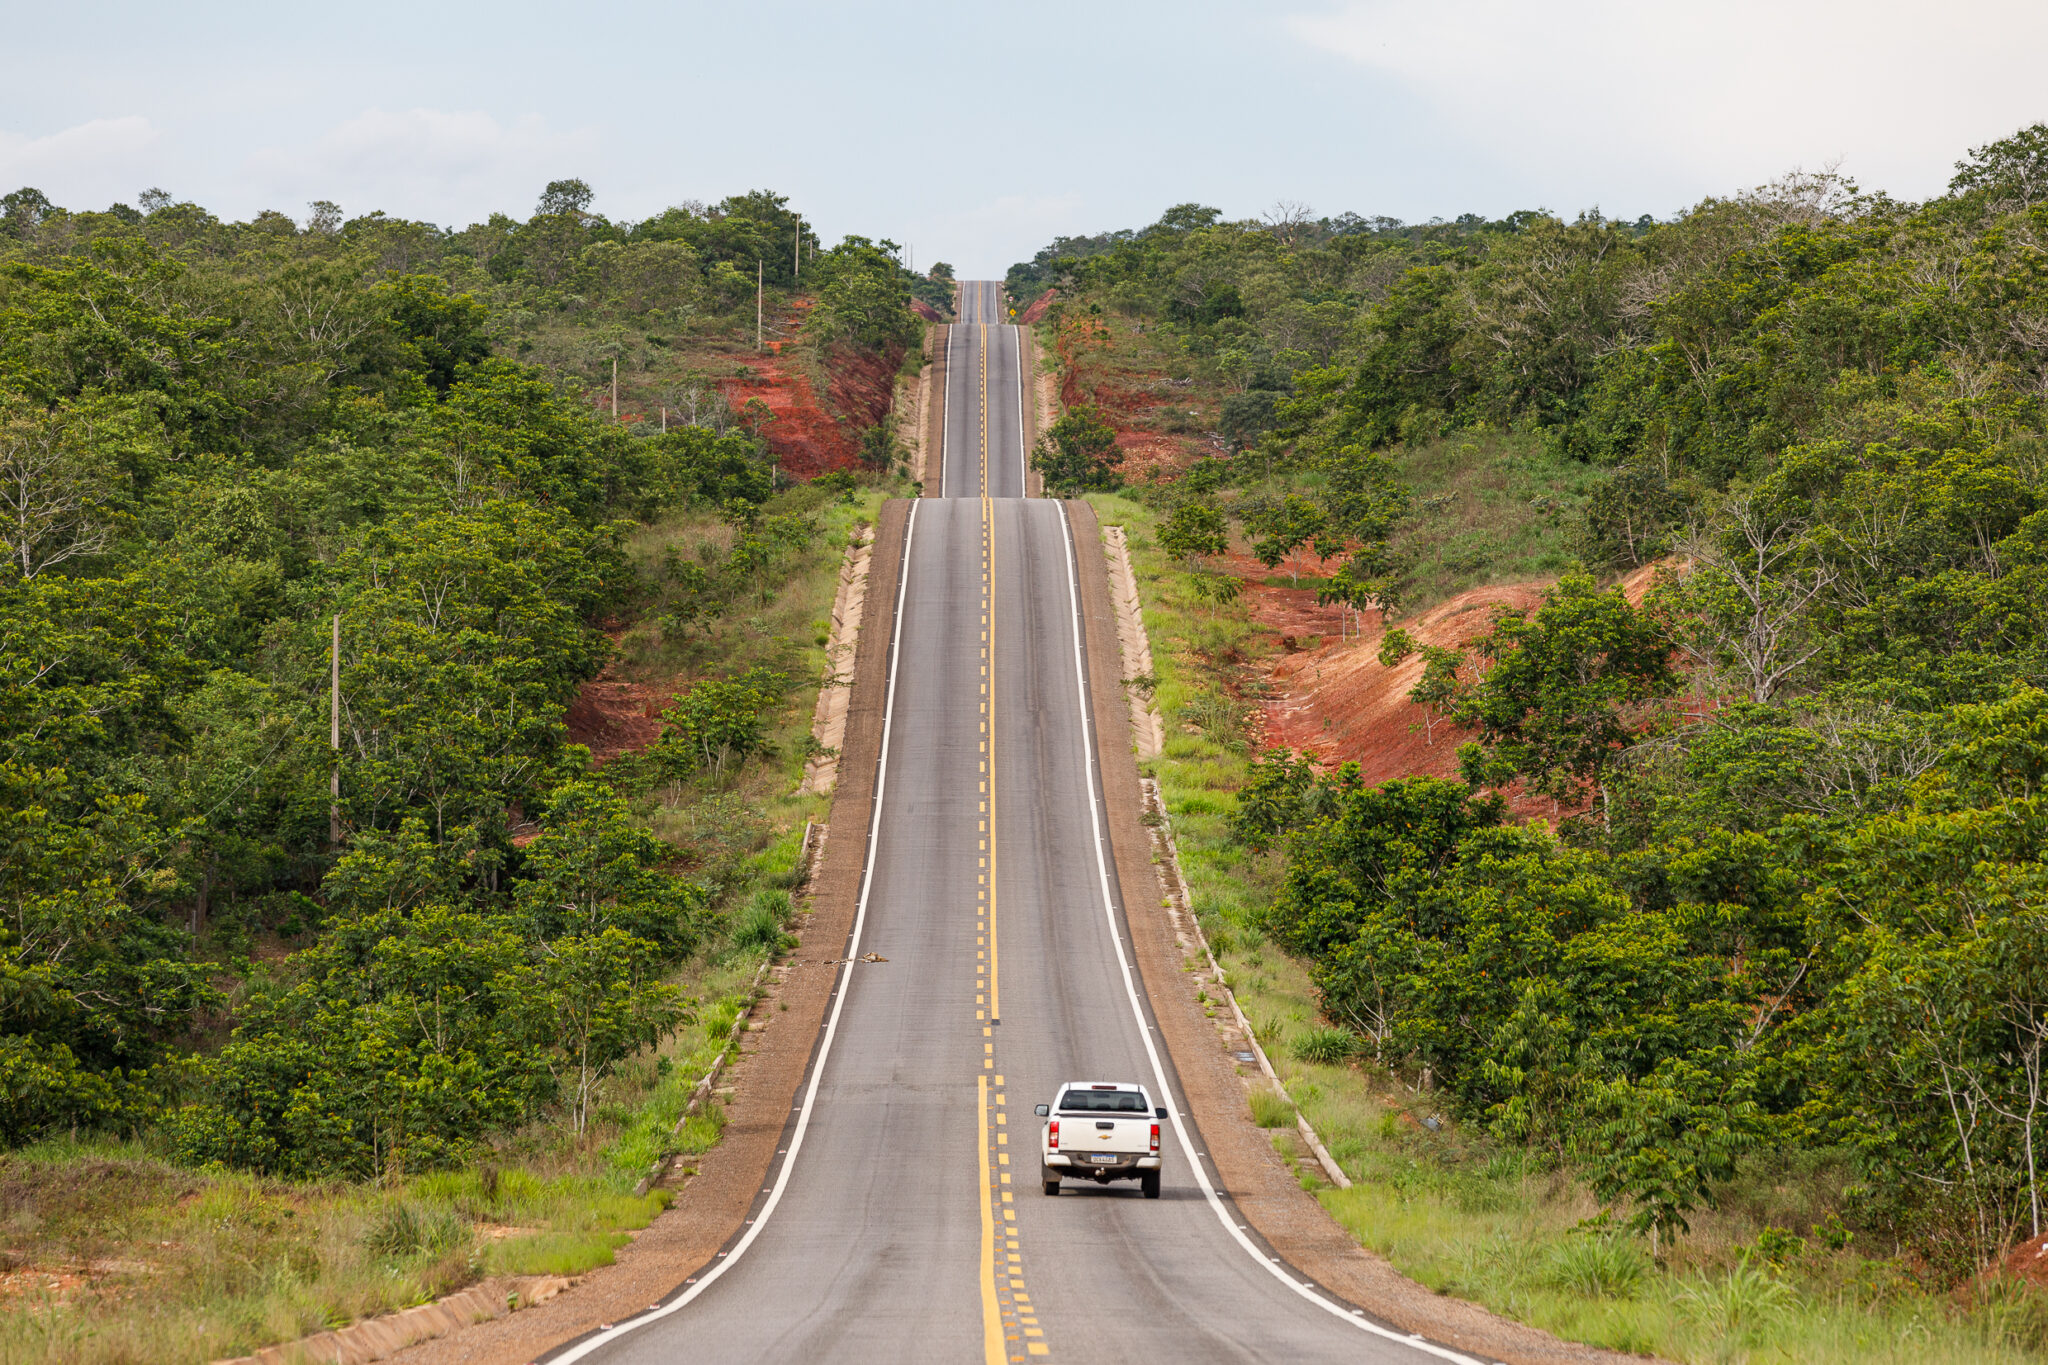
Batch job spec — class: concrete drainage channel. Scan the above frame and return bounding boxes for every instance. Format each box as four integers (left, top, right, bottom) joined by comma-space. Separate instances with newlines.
211, 1276, 574, 1365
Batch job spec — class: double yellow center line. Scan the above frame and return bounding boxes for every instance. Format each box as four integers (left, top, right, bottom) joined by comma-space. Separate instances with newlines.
975, 317, 1046, 1362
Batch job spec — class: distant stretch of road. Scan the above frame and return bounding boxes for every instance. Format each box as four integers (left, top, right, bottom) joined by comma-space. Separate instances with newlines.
545, 285, 1484, 1364
944, 279, 1026, 498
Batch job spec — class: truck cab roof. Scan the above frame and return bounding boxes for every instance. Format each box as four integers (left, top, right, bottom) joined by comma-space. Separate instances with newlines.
1053, 1082, 1151, 1113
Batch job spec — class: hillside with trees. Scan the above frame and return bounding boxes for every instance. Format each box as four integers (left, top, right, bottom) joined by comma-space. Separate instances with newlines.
1022, 125, 2048, 1347
0, 178, 920, 1357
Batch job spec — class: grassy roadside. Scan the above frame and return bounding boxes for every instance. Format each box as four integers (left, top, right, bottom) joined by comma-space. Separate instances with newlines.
1385, 430, 1603, 611
1086, 488, 2048, 1365
0, 477, 905, 1365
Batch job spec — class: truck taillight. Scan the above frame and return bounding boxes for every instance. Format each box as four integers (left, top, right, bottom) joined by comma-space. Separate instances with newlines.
1048, 1120, 1060, 1150
1150, 1123, 1160, 1153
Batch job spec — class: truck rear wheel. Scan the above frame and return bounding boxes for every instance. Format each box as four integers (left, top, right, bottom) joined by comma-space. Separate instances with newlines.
1140, 1171, 1161, 1199
1043, 1177, 1060, 1196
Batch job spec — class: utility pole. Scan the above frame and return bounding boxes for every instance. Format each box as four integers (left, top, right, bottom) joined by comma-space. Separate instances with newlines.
329, 613, 341, 848
611, 357, 618, 418
756, 259, 764, 351
793, 220, 801, 282
660, 405, 667, 433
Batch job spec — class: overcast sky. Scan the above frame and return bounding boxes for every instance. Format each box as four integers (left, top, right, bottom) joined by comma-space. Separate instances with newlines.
5, 0, 2044, 277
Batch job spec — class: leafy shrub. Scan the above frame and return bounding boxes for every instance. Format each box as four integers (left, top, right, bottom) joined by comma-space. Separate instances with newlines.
1292, 1026, 1362, 1065
652, 668, 789, 781
1031, 405, 1124, 496
731, 889, 795, 954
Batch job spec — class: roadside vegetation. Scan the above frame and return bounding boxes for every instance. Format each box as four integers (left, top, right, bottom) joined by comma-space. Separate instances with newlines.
0, 179, 919, 1358
1096, 488, 2048, 1364
1051, 121, 2048, 1362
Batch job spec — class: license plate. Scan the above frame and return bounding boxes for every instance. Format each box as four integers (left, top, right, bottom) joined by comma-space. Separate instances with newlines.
1091, 1153, 1119, 1163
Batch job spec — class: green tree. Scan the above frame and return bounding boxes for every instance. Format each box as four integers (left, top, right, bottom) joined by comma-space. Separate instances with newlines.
651, 668, 788, 781
536, 179, 595, 218
1453, 575, 1675, 813
1243, 493, 1327, 584
376, 275, 491, 395
525, 928, 688, 1135
511, 782, 706, 951
1576, 1056, 1763, 1254
1159, 500, 1228, 563
1230, 749, 1330, 852
1031, 406, 1124, 496
1268, 775, 1504, 956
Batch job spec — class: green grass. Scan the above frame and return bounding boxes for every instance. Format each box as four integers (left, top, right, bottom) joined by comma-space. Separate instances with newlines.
1085, 487, 2048, 1365
0, 1146, 673, 1364
1248, 1086, 1297, 1129
1387, 429, 1605, 610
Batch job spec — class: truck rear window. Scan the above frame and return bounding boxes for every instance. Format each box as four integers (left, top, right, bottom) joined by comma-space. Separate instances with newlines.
1057, 1090, 1146, 1113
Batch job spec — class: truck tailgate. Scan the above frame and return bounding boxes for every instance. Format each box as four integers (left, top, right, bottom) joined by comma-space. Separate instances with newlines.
1059, 1116, 1151, 1159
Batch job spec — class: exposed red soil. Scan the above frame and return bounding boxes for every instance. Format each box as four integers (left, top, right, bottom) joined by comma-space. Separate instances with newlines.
564, 311, 906, 769
711, 300, 907, 481
1017, 289, 1058, 324
1053, 315, 1212, 482
562, 660, 673, 766
1245, 559, 1663, 822
821, 342, 900, 433
2006, 1233, 2048, 1288
909, 299, 944, 323
1054, 312, 1671, 819
1111, 432, 1190, 482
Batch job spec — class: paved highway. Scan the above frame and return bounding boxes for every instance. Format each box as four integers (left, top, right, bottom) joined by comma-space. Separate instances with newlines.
943, 281, 1026, 497
548, 285, 1480, 1364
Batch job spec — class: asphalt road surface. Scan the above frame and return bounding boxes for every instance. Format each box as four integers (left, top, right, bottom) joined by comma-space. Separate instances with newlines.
548, 284, 1484, 1365
942, 283, 1026, 498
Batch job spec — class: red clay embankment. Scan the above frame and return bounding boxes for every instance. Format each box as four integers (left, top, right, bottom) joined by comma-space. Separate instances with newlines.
719, 327, 905, 481
1249, 561, 1664, 813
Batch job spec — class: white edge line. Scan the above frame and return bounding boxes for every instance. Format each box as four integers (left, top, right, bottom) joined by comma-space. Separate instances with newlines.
550, 499, 923, 1364
939, 322, 955, 500
1013, 322, 1027, 500
1053, 504, 1487, 1365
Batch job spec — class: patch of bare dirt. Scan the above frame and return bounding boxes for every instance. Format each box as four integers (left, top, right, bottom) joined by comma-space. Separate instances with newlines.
716, 317, 905, 481
2005, 1233, 2048, 1288
0, 1256, 152, 1307
1248, 562, 1664, 821
563, 664, 672, 766
1048, 316, 1215, 482
1017, 289, 1057, 325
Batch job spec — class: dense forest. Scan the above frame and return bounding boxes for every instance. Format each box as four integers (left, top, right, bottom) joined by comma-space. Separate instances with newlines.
1020, 125, 2048, 1277
0, 178, 921, 1179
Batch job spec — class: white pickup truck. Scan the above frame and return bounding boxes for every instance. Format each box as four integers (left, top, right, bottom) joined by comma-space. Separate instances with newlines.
1034, 1080, 1166, 1198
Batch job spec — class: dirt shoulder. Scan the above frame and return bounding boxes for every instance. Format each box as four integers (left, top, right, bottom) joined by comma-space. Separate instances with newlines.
1066, 499, 1651, 1365
922, 324, 948, 492
391, 500, 911, 1365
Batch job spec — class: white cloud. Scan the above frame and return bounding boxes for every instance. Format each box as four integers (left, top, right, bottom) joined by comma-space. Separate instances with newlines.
0, 117, 164, 208
1285, 0, 2048, 207
243, 108, 602, 226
